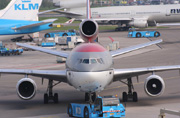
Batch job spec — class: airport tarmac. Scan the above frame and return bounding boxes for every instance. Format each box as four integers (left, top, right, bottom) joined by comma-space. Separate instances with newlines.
1, 28, 180, 118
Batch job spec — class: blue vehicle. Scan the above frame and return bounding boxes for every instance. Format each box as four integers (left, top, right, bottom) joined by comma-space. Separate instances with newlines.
67, 96, 125, 118
44, 29, 78, 38
0, 42, 23, 56
128, 28, 160, 38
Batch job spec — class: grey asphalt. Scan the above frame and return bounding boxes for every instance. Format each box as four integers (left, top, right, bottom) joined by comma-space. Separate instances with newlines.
1, 28, 180, 118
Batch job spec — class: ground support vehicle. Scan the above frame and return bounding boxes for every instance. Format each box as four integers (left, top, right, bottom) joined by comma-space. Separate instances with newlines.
0, 42, 23, 56
67, 96, 125, 118
128, 28, 160, 38
44, 29, 78, 38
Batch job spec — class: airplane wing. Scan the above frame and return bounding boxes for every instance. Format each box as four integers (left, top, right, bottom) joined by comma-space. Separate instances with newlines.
93, 18, 132, 21
110, 39, 162, 57
38, 8, 64, 15
53, 18, 75, 26
12, 19, 57, 30
156, 23, 180, 26
51, 10, 83, 16
0, 69, 67, 82
113, 65, 180, 81
16, 43, 69, 58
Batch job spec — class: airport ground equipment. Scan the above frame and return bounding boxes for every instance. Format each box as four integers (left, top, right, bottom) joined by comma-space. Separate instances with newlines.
55, 36, 84, 45
0, 42, 23, 56
67, 96, 125, 118
128, 28, 160, 38
159, 108, 180, 118
44, 29, 78, 38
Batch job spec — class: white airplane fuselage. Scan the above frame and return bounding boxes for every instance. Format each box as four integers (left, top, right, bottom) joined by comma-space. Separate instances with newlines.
55, 0, 180, 27
66, 43, 114, 92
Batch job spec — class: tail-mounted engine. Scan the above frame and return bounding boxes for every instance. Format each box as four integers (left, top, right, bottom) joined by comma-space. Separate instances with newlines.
144, 75, 165, 97
16, 78, 37, 100
79, 19, 99, 42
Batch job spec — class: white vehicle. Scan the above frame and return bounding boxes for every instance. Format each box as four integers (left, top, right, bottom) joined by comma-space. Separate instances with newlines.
1, 0, 180, 104
50, 0, 180, 30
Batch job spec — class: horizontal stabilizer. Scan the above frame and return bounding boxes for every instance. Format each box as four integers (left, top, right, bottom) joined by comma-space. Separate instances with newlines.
16, 43, 69, 58
111, 39, 162, 57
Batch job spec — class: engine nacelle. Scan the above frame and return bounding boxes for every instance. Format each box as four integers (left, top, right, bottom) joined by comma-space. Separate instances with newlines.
16, 78, 37, 100
54, 0, 86, 8
144, 75, 165, 97
129, 19, 148, 28
79, 19, 99, 42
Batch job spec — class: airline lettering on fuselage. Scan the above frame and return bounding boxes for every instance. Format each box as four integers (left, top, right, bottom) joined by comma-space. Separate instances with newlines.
171, 9, 180, 14
15, 0, 39, 10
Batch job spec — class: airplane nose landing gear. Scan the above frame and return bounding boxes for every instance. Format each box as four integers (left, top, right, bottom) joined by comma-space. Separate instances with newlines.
85, 92, 96, 103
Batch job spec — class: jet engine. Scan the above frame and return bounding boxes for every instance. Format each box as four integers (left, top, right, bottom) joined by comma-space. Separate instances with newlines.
16, 78, 37, 100
144, 75, 165, 97
129, 19, 148, 28
79, 19, 99, 42
54, 0, 86, 8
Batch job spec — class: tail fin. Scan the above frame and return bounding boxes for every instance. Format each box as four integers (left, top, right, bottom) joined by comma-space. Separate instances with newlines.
1, 0, 42, 21
87, 0, 91, 19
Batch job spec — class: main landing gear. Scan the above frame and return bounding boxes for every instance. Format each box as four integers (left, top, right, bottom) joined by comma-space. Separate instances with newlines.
44, 80, 60, 104
121, 78, 138, 102
85, 92, 96, 103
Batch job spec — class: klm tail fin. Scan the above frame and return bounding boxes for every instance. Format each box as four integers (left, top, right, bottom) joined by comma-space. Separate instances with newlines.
1, 0, 42, 21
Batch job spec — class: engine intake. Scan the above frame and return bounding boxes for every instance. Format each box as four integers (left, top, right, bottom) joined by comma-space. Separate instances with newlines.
144, 75, 165, 97
16, 78, 37, 100
79, 19, 98, 42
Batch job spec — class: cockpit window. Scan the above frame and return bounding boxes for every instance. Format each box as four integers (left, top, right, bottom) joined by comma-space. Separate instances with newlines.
83, 59, 89, 64
80, 58, 104, 64
91, 59, 97, 64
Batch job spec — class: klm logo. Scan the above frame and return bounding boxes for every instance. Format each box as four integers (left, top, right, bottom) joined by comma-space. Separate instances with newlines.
15, 3, 39, 10
15, 0, 39, 10
171, 9, 180, 14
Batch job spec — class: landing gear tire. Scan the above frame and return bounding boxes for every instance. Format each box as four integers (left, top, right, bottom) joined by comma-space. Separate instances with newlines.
44, 80, 60, 104
54, 93, 59, 103
136, 33, 141, 38
44, 93, 49, 104
154, 31, 160, 37
122, 92, 128, 102
121, 78, 139, 102
133, 92, 138, 102
68, 104, 73, 117
84, 107, 89, 118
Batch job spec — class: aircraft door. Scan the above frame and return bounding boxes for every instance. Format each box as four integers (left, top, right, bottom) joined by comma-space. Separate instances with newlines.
166, 9, 171, 16
131, 11, 135, 18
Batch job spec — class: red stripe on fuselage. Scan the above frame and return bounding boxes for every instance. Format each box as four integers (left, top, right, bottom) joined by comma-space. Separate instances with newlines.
74, 43, 106, 52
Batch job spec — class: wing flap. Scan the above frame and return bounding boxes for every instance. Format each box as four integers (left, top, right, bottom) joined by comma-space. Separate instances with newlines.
111, 39, 162, 57
16, 43, 69, 58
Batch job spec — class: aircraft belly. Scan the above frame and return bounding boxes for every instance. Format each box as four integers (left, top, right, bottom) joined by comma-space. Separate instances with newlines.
67, 70, 114, 92
0, 35, 23, 41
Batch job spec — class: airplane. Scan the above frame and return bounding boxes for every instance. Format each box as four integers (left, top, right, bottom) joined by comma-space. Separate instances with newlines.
0, 0, 56, 40
1, 0, 180, 104
49, 0, 180, 31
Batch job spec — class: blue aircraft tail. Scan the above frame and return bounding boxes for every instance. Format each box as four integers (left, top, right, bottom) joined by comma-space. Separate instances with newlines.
0, 0, 42, 21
